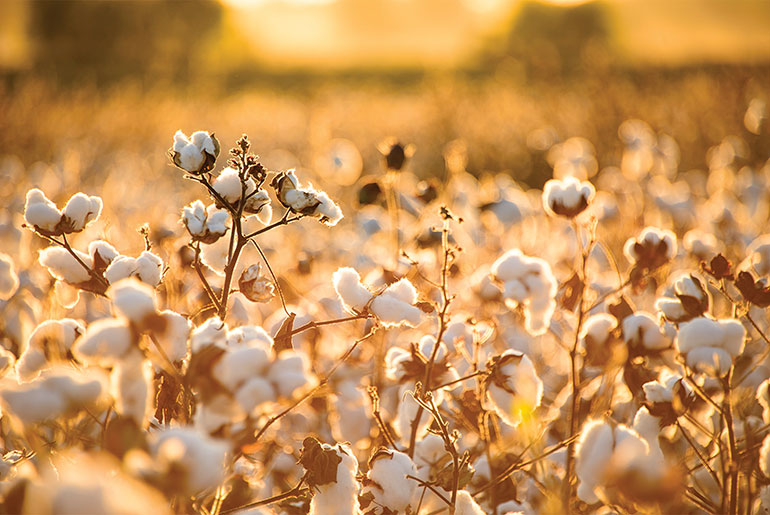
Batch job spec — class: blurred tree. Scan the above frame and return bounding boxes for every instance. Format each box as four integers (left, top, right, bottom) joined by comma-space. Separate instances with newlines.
29, 0, 223, 84
480, 0, 612, 78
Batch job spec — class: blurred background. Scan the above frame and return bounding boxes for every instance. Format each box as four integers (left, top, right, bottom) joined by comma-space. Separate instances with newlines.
0, 0, 768, 187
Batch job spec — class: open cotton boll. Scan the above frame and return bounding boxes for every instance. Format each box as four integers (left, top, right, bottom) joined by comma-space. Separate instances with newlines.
61, 192, 102, 232
151, 428, 229, 495
307, 443, 360, 515
108, 278, 157, 324
235, 377, 276, 414
150, 310, 191, 364
0, 253, 19, 300
622, 312, 670, 351
226, 324, 274, 348
333, 267, 373, 312
395, 384, 443, 441
486, 351, 543, 427
314, 190, 344, 226
244, 189, 272, 223
105, 251, 163, 287
213, 346, 273, 392
72, 318, 133, 367
267, 350, 316, 398
330, 380, 371, 445
685, 346, 734, 376
39, 246, 92, 284
623, 226, 677, 267
24, 188, 62, 232
0, 367, 107, 425
362, 449, 417, 514
17, 319, 83, 382
182, 200, 207, 236
758, 380, 770, 423
370, 294, 422, 328
213, 167, 244, 204
676, 317, 745, 356
575, 420, 618, 503
88, 240, 120, 268
191, 316, 228, 352
490, 249, 557, 336
172, 130, 218, 173
111, 352, 153, 428
455, 490, 485, 515
542, 176, 595, 218
760, 435, 770, 478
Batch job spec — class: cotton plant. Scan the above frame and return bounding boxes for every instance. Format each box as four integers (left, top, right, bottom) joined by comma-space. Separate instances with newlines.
575, 418, 667, 507
675, 317, 746, 376
359, 449, 418, 514
489, 249, 557, 336
272, 169, 343, 226
15, 318, 84, 382
298, 437, 361, 515
655, 273, 711, 323
542, 176, 596, 218
24, 188, 102, 236
483, 350, 543, 428
333, 267, 424, 328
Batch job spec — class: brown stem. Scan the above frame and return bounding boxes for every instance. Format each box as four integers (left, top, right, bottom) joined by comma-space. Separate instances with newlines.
220, 477, 307, 514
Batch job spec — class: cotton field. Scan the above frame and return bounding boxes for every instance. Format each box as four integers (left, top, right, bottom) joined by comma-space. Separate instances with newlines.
0, 81, 770, 515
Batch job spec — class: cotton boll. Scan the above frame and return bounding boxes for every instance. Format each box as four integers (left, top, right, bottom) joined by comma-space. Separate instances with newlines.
758, 380, 770, 423
330, 380, 371, 445
17, 319, 85, 381
104, 255, 138, 284
182, 200, 207, 236
213, 346, 273, 392
172, 130, 218, 173
226, 325, 274, 349
307, 443, 360, 515
108, 278, 158, 324
105, 252, 163, 287
395, 384, 442, 441
622, 312, 670, 352
88, 240, 120, 268
61, 192, 102, 232
213, 168, 243, 204
686, 346, 733, 376
455, 490, 485, 515
235, 377, 276, 414
314, 190, 344, 226
575, 420, 615, 503
151, 428, 229, 495
385, 347, 411, 382
195, 395, 242, 433
111, 352, 153, 428
191, 317, 228, 353
149, 310, 190, 364
414, 432, 447, 470
370, 295, 422, 327
39, 246, 92, 284
135, 251, 163, 287
268, 350, 315, 398
73, 318, 133, 367
333, 267, 373, 312
542, 176, 595, 218
486, 351, 543, 427
0, 367, 106, 425
491, 249, 557, 336
205, 204, 229, 235
363, 449, 417, 513
24, 188, 62, 233
0, 253, 19, 300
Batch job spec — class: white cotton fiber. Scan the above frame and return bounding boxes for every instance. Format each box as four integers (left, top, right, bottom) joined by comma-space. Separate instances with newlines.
39, 246, 92, 284
61, 192, 102, 232
333, 267, 373, 312
72, 318, 133, 367
24, 188, 61, 232
213, 168, 243, 204
111, 352, 153, 428
365, 450, 417, 513
308, 444, 360, 515
151, 428, 229, 495
108, 278, 157, 324
455, 490, 485, 515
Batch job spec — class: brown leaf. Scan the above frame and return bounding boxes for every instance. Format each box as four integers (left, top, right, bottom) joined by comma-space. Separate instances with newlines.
609, 296, 634, 324
559, 272, 584, 312
273, 312, 296, 353
298, 437, 343, 488
701, 253, 733, 280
